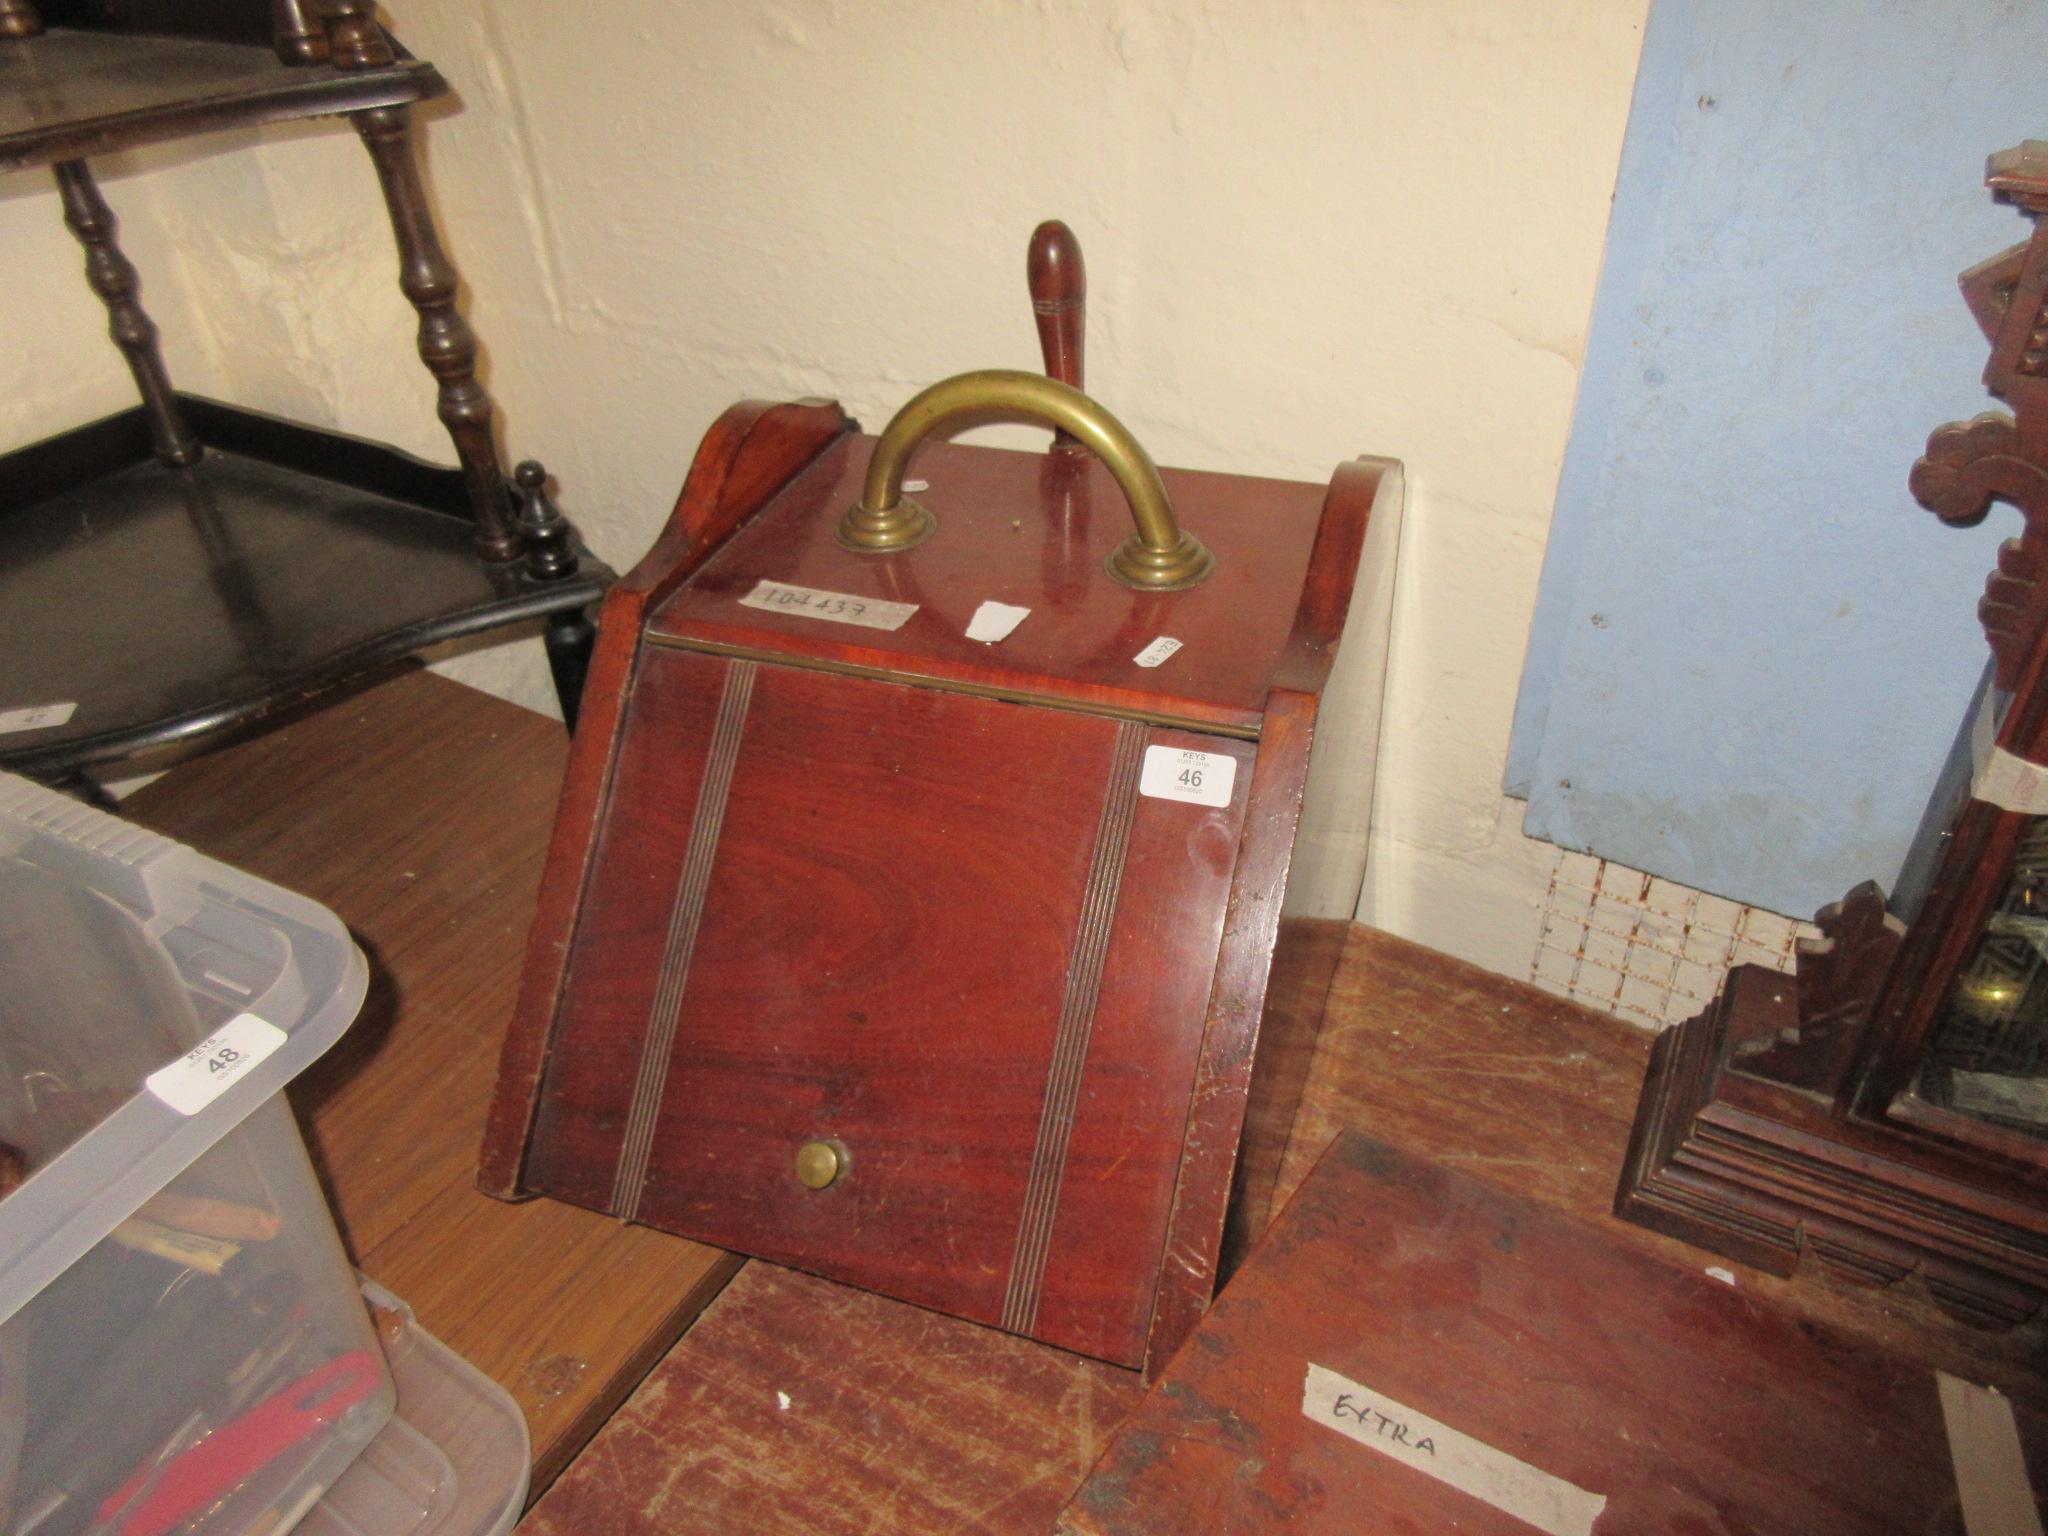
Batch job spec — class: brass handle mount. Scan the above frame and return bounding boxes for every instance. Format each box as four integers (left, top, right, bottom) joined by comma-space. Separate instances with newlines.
835, 369, 1214, 592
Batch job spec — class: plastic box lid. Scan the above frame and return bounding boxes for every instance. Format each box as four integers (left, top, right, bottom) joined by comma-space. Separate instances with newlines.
298, 1280, 531, 1536
0, 772, 368, 1327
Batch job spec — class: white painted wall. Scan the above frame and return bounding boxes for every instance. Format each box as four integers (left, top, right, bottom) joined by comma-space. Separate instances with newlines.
2, 1, 1647, 980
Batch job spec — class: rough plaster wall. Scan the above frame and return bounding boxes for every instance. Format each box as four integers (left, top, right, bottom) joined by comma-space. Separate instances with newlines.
0, 174, 168, 446
121, 126, 444, 456
1, 1, 1647, 980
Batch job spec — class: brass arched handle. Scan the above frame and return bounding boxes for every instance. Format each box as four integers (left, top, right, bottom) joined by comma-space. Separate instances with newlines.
836, 369, 1214, 591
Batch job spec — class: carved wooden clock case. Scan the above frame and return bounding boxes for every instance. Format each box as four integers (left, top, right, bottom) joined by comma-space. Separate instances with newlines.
481, 225, 1404, 1375
1618, 142, 2048, 1329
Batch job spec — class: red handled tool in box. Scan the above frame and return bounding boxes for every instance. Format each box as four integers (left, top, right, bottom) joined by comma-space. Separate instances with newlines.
481, 224, 1403, 1374
93, 1350, 383, 1536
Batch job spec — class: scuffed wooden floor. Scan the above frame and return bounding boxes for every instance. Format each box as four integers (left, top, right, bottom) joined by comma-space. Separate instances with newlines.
525, 915, 2048, 1533
1276, 922, 1652, 1219
519, 1264, 1144, 1536
1282, 925, 2048, 1401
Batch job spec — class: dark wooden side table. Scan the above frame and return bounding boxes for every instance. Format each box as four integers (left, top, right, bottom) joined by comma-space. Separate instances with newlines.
0, 2, 611, 788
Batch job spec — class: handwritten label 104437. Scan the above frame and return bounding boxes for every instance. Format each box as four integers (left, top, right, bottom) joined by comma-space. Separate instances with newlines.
1302, 1363, 1606, 1536
144, 1014, 288, 1116
1139, 746, 1236, 808
738, 579, 918, 632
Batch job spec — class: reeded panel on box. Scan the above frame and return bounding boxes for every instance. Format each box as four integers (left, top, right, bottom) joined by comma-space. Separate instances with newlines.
527, 649, 1251, 1365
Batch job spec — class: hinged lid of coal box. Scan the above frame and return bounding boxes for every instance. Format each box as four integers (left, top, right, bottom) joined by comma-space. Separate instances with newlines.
482, 224, 1404, 1374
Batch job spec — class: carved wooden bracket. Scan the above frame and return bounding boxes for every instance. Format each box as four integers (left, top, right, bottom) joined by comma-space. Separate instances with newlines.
1617, 143, 2048, 1331
1910, 412, 2048, 688
1730, 881, 1903, 1091
1912, 143, 2048, 690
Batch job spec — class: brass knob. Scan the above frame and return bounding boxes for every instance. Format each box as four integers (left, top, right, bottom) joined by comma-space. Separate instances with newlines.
795, 1140, 843, 1190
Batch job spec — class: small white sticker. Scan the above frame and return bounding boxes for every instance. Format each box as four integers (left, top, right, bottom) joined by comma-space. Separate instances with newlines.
0, 702, 77, 735
144, 1014, 288, 1116
902, 479, 929, 493
1133, 636, 1182, 668
738, 579, 918, 632
1705, 1266, 1737, 1286
1139, 746, 1236, 808
1303, 1363, 1606, 1536
965, 600, 1031, 644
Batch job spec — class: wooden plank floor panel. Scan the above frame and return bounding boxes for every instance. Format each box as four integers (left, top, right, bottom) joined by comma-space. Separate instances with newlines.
1277, 923, 1655, 1220
520, 1263, 1146, 1536
531, 904, 2048, 1532
123, 667, 738, 1493
1282, 923, 2048, 1404
115, 666, 2048, 1528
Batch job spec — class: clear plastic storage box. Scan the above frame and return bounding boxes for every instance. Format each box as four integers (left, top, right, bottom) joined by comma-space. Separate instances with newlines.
298, 1282, 528, 1536
0, 772, 387, 1536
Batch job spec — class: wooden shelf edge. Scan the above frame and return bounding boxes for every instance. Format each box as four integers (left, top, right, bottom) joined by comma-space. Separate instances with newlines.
0, 31, 443, 172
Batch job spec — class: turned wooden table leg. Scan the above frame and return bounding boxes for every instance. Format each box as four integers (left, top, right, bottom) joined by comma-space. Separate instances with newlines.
352, 103, 522, 562
54, 161, 200, 468
0, 2, 42, 40
514, 460, 595, 728
324, 0, 394, 70
270, 0, 328, 64
544, 607, 598, 731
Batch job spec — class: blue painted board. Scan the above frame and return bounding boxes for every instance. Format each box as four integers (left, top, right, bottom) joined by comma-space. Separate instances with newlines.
1507, 0, 2045, 917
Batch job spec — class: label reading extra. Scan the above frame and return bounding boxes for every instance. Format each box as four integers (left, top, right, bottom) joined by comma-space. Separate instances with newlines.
1139, 746, 1237, 808
1303, 1363, 1607, 1536
1937, 1371, 2043, 1536
738, 579, 918, 632
145, 1014, 288, 1116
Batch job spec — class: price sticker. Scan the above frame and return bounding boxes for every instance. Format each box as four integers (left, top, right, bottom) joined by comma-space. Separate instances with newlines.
965, 600, 1031, 643
145, 1014, 288, 1116
0, 702, 76, 735
1139, 746, 1237, 808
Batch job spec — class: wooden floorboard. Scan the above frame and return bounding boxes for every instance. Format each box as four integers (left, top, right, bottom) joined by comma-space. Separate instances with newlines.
1277, 922, 1652, 1219
1288, 924, 2048, 1403
520, 1264, 1147, 1536
117, 666, 2048, 1529
123, 666, 738, 1495
530, 891, 2048, 1534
